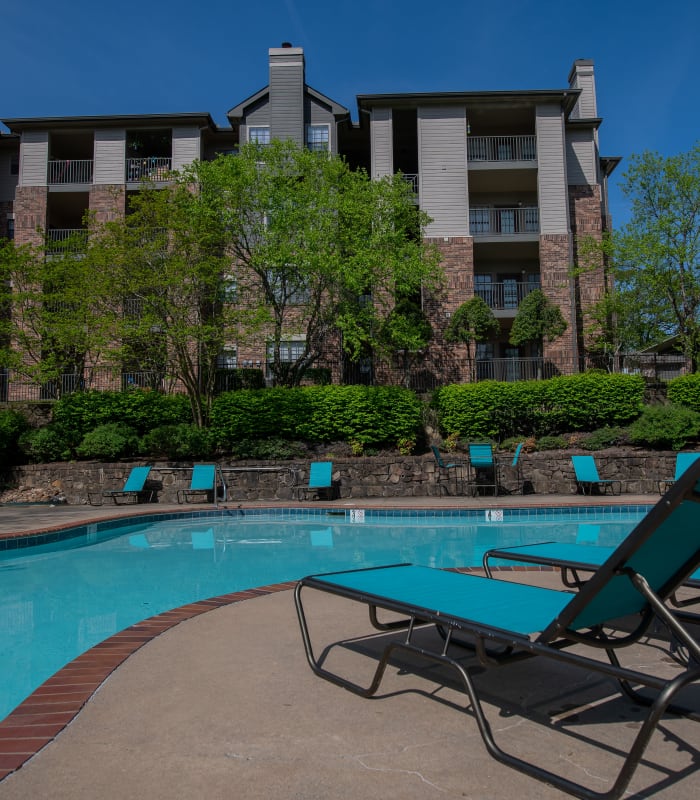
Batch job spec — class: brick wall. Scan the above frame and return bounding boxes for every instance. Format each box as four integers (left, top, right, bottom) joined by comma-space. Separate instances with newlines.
539, 233, 576, 361
12, 186, 47, 247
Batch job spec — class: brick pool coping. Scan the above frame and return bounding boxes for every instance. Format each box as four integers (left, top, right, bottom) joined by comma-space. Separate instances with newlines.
0, 497, 645, 782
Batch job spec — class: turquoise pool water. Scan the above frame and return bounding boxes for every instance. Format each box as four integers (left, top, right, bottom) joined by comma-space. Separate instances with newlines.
0, 505, 649, 721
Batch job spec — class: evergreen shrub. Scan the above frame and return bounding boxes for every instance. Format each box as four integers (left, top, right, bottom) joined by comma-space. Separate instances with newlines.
628, 404, 700, 451
210, 385, 423, 451
435, 373, 645, 440
667, 373, 700, 413
0, 409, 29, 465
139, 424, 212, 460
76, 423, 140, 460
53, 390, 192, 441
20, 425, 73, 463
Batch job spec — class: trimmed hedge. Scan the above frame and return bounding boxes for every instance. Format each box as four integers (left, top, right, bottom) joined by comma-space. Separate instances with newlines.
53, 390, 193, 442
435, 373, 645, 440
210, 385, 423, 450
667, 373, 700, 413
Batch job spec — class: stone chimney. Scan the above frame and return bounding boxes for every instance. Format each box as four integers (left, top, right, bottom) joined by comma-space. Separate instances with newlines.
269, 43, 305, 145
568, 59, 597, 120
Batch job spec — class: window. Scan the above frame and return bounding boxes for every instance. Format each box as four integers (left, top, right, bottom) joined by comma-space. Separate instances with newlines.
306, 125, 329, 152
265, 269, 310, 305
469, 208, 490, 235
10, 154, 19, 176
248, 127, 270, 145
216, 349, 238, 370
6, 218, 14, 240
267, 338, 306, 364
220, 276, 237, 303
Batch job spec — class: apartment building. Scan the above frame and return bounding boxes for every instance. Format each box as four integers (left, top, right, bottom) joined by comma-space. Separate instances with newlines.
0, 44, 617, 394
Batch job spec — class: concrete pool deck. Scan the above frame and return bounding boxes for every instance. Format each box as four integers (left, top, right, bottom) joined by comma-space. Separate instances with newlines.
0, 493, 698, 799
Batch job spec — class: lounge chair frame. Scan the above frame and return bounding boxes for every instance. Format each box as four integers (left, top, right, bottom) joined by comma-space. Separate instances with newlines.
88, 465, 155, 506
571, 455, 622, 496
295, 467, 700, 800
177, 464, 219, 505
430, 445, 467, 496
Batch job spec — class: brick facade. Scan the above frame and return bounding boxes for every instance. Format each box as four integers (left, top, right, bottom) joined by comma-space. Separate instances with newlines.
12, 186, 47, 247
539, 233, 577, 362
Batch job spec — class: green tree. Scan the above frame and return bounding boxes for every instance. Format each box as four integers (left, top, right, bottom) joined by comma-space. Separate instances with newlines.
444, 296, 500, 380
0, 236, 115, 395
87, 179, 258, 427
509, 289, 567, 378
378, 296, 433, 387
197, 140, 442, 386
595, 145, 700, 369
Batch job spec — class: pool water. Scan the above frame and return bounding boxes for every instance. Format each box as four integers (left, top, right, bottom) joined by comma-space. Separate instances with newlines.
0, 506, 648, 721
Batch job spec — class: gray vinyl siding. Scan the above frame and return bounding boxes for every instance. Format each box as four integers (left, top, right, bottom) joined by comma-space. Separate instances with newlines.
172, 127, 201, 171
308, 98, 336, 153
571, 70, 597, 120
371, 108, 393, 178
19, 131, 49, 187
270, 58, 304, 145
418, 106, 468, 238
536, 105, 569, 234
94, 129, 126, 184
0, 152, 19, 201
566, 129, 597, 186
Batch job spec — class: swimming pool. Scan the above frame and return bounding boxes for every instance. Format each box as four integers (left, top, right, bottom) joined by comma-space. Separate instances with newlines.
0, 505, 650, 722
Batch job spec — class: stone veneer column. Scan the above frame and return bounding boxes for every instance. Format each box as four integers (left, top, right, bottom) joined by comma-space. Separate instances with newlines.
424, 236, 475, 384
569, 185, 606, 353
539, 233, 577, 369
12, 186, 47, 247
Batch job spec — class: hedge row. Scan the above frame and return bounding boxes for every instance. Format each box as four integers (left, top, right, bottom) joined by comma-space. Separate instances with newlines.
210, 385, 423, 449
434, 373, 646, 440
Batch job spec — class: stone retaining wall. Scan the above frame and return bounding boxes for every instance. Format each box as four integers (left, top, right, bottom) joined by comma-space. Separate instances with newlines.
0, 449, 682, 505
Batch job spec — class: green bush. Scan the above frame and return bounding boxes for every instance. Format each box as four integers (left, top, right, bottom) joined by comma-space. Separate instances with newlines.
210, 385, 423, 450
579, 426, 628, 451
667, 374, 700, 413
0, 409, 30, 465
628, 404, 700, 450
535, 435, 569, 451
76, 423, 140, 460
19, 425, 73, 463
231, 438, 307, 460
53, 390, 192, 441
435, 373, 645, 440
139, 424, 212, 460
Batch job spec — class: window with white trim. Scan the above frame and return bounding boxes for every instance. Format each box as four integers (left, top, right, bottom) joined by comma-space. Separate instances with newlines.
216, 349, 238, 370
248, 126, 270, 145
267, 338, 306, 364
306, 125, 329, 152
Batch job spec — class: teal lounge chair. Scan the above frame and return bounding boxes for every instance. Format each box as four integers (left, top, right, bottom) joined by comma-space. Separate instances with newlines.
178, 464, 218, 505
571, 454, 622, 495
658, 451, 700, 494
468, 442, 499, 496
89, 465, 154, 505
295, 462, 700, 800
499, 442, 525, 495
430, 445, 467, 495
297, 461, 336, 500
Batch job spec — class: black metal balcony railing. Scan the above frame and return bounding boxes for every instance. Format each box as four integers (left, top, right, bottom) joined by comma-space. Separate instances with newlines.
45, 229, 88, 254
467, 135, 537, 162
126, 157, 172, 182
474, 280, 540, 310
47, 160, 94, 185
469, 207, 539, 236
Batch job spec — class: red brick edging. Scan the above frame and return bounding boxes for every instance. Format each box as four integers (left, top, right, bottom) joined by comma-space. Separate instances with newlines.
0, 580, 297, 782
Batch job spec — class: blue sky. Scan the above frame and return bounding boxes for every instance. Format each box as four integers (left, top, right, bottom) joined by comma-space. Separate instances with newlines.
3, 0, 699, 226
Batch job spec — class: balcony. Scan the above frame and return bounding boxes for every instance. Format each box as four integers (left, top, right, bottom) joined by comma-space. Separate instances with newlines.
400, 173, 418, 192
474, 280, 539, 311
467, 135, 536, 163
469, 207, 539, 237
47, 160, 94, 185
126, 157, 172, 183
45, 229, 88, 254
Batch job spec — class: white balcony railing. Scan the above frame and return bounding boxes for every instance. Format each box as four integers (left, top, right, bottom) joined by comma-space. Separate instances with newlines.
47, 160, 94, 184
126, 157, 172, 182
467, 135, 537, 162
474, 280, 540, 310
470, 207, 539, 236
45, 229, 88, 254
400, 173, 418, 192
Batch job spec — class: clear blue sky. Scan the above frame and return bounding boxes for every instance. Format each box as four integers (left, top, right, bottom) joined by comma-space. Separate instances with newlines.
3, 0, 699, 227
